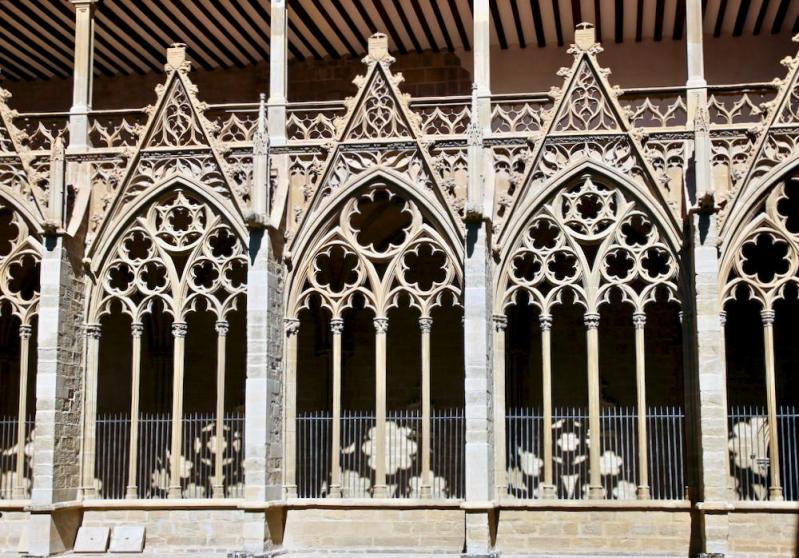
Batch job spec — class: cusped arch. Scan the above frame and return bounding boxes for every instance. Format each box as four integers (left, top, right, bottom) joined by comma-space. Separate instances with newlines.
88, 175, 247, 274
495, 168, 683, 316
87, 179, 247, 324
287, 174, 463, 320
0, 190, 42, 325
720, 167, 799, 310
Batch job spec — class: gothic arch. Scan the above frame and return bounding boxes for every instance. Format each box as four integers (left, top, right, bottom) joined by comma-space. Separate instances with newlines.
287, 173, 463, 320
496, 165, 683, 317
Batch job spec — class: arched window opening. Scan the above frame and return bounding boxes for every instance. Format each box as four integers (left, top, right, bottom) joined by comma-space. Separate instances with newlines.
88, 189, 246, 500
723, 176, 799, 502
497, 174, 685, 502
287, 183, 464, 500
0, 203, 39, 500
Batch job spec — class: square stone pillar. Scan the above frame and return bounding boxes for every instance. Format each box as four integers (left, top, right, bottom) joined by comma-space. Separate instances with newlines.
463, 222, 494, 556
243, 229, 284, 552
26, 236, 86, 556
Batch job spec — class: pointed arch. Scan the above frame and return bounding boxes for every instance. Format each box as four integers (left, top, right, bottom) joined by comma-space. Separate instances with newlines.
87, 177, 247, 324
495, 165, 683, 316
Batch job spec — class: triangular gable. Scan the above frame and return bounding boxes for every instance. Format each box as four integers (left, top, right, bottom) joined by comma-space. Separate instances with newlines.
288, 34, 461, 252
498, 24, 678, 246
724, 34, 799, 222
88, 45, 246, 261
0, 88, 45, 224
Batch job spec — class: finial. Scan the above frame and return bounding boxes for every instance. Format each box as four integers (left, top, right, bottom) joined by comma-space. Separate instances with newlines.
166, 43, 189, 72
574, 22, 596, 51
368, 33, 389, 61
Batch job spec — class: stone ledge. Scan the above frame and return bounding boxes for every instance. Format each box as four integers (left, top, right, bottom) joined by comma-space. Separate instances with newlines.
728, 500, 799, 513
498, 499, 691, 511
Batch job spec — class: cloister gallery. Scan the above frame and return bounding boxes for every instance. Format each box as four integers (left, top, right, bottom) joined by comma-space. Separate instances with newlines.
0, 1, 797, 556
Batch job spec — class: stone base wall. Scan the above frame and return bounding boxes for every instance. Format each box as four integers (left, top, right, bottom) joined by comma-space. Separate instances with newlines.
0, 510, 28, 554
728, 511, 799, 558
495, 509, 693, 557
81, 508, 246, 553
283, 507, 465, 552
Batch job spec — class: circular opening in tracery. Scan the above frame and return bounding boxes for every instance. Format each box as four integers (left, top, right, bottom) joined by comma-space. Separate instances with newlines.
314, 245, 360, 293
402, 243, 448, 291
350, 189, 412, 253
620, 214, 653, 247
741, 233, 790, 283
529, 219, 560, 251
511, 251, 541, 283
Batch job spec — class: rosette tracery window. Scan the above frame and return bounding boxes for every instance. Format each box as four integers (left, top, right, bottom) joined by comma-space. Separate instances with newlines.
86, 189, 246, 500
286, 184, 464, 500
495, 174, 684, 502
0, 202, 39, 500
722, 176, 799, 502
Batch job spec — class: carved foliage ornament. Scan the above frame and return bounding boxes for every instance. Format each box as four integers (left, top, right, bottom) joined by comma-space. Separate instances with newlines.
499, 175, 679, 315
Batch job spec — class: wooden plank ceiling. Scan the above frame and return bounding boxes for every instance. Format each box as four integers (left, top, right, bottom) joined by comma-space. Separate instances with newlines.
0, 0, 796, 81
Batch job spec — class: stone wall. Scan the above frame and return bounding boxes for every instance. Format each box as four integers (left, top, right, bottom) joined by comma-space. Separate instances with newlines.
495, 508, 694, 556
81, 508, 246, 553
282, 507, 465, 552
0, 510, 28, 555
727, 510, 799, 558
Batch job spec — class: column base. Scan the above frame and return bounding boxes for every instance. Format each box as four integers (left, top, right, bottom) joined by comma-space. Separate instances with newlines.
372, 485, 389, 498
636, 485, 651, 500
125, 485, 138, 499
284, 484, 298, 499
540, 483, 556, 499
419, 485, 432, 499
768, 486, 784, 501
168, 485, 182, 499
212, 482, 225, 499
82, 486, 98, 499
328, 484, 342, 498
12, 487, 27, 500
588, 485, 604, 499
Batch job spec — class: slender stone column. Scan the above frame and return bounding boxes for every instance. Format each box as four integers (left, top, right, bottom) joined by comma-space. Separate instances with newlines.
283, 318, 299, 498
168, 322, 187, 499
540, 314, 555, 499
419, 316, 433, 498
584, 312, 603, 499
492, 315, 507, 499
125, 322, 143, 499
13, 325, 33, 499
68, 0, 97, 150
633, 313, 650, 500
212, 320, 229, 498
81, 323, 102, 499
760, 309, 783, 500
373, 317, 389, 498
329, 318, 344, 498
268, 0, 288, 142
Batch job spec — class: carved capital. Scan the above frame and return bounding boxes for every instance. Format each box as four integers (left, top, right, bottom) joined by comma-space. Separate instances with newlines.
418, 317, 433, 333
18, 325, 33, 340
131, 322, 144, 338
539, 314, 553, 332
284, 318, 300, 337
171, 322, 188, 339
84, 323, 102, 340
584, 313, 600, 330
215, 320, 230, 337
330, 318, 344, 335
373, 317, 389, 334
492, 315, 507, 332
761, 309, 775, 326
719, 310, 726, 327
632, 312, 646, 330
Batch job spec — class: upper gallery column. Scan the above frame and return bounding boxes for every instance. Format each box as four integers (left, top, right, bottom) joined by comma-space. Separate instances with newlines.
69, 0, 98, 150
685, 0, 732, 555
